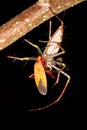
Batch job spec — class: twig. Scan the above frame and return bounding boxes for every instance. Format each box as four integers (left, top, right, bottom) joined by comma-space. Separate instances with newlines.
0, 0, 85, 50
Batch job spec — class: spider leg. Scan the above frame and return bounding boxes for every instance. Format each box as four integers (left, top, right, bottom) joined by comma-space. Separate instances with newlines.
29, 65, 70, 112
51, 69, 61, 88
55, 46, 65, 56
24, 39, 43, 56
7, 56, 36, 61
49, 20, 52, 40
50, 60, 66, 88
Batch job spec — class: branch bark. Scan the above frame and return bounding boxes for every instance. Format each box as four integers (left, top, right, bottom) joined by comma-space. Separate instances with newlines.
0, 0, 85, 50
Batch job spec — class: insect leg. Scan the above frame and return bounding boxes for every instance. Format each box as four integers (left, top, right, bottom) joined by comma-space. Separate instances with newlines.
29, 74, 34, 78
46, 70, 55, 79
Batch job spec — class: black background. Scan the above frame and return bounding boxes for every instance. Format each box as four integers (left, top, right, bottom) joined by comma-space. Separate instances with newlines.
0, 0, 87, 129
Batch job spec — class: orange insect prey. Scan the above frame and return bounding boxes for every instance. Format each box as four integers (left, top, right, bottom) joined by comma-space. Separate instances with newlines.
34, 56, 47, 95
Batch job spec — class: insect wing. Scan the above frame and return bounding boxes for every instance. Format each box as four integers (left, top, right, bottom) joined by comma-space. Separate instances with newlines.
34, 61, 47, 95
